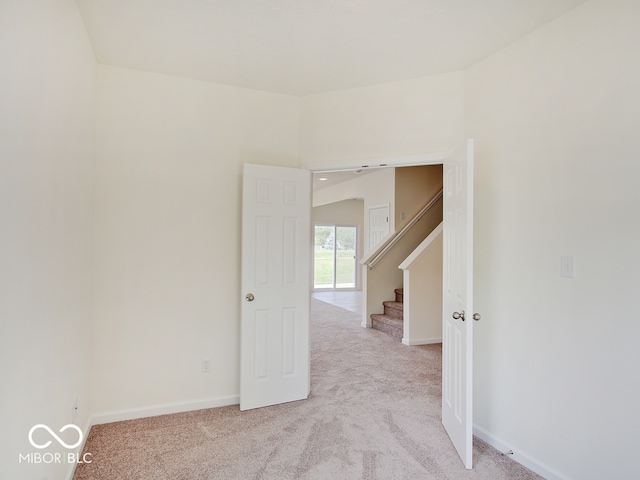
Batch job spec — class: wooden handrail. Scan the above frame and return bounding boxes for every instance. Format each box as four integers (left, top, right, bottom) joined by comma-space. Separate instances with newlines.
364, 189, 443, 269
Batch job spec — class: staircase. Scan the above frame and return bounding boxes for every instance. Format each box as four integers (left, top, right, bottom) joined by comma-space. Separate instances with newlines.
371, 288, 404, 340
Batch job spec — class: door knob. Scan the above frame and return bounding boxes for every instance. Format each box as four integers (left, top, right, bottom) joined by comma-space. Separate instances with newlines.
245, 293, 255, 302
473, 313, 481, 321
452, 311, 465, 321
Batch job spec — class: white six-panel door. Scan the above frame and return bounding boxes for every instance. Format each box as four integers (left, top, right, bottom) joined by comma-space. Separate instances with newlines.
240, 164, 311, 411
368, 204, 390, 251
442, 140, 475, 468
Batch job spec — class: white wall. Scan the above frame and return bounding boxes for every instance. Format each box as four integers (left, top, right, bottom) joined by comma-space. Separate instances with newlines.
312, 198, 364, 227
0, 1, 96, 479
300, 72, 465, 165
4, 2, 633, 478
92, 66, 300, 417
466, 1, 640, 478
91, 57, 464, 423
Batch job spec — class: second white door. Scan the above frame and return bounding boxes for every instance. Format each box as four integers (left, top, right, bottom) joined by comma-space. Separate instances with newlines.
240, 163, 311, 411
368, 204, 390, 251
442, 140, 475, 469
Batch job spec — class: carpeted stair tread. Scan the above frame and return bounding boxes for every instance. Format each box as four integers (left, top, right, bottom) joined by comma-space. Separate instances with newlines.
394, 288, 404, 303
370, 314, 403, 340
371, 288, 405, 340
370, 313, 403, 326
382, 301, 404, 319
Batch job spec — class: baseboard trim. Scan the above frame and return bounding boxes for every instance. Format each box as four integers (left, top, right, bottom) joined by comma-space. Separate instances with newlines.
91, 395, 240, 426
473, 425, 571, 480
402, 337, 442, 346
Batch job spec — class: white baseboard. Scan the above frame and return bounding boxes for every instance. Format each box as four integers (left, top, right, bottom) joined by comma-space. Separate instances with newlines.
473, 425, 571, 480
90, 395, 240, 426
402, 336, 442, 345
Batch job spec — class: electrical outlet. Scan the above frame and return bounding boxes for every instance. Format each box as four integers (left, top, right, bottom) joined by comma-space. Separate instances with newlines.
201, 358, 211, 373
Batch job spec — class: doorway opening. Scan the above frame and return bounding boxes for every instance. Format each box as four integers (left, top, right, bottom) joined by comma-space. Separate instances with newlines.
308, 146, 473, 467
313, 224, 357, 290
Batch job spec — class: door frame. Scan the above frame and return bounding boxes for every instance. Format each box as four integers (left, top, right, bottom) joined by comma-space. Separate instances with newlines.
308, 148, 472, 463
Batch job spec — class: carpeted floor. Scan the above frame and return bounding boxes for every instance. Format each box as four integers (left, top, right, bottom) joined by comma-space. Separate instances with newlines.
73, 299, 541, 480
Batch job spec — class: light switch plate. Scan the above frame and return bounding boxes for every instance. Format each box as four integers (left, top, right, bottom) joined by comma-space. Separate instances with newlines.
561, 255, 575, 278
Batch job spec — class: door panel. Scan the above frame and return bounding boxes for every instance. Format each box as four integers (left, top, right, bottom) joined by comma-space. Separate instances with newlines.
241, 164, 311, 411
442, 140, 474, 468
368, 204, 390, 251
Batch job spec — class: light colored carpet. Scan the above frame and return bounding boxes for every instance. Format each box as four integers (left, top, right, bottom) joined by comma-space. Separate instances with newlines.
73, 299, 541, 480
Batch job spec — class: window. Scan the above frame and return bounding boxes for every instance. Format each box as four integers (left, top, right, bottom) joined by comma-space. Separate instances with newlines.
313, 225, 357, 289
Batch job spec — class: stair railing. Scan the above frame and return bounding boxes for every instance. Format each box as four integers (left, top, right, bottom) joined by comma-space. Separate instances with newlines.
362, 188, 443, 270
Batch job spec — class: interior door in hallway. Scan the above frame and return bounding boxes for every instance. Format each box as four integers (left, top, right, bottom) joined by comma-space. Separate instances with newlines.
442, 139, 475, 468
240, 164, 311, 411
368, 204, 389, 251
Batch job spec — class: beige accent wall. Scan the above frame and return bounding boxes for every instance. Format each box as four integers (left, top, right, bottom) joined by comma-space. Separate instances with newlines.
401, 231, 443, 345
395, 165, 443, 230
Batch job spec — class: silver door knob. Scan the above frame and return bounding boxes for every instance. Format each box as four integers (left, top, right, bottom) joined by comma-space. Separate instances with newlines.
452, 311, 465, 321
473, 313, 481, 321
245, 293, 255, 302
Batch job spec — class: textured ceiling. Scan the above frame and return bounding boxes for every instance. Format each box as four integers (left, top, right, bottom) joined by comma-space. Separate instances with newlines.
77, 0, 585, 96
